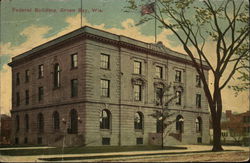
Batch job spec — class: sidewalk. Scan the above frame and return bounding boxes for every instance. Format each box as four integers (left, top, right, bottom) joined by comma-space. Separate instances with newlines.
0, 145, 249, 162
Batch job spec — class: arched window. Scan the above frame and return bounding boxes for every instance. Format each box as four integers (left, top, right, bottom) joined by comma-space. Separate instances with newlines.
54, 63, 60, 88
53, 111, 60, 130
176, 115, 184, 133
69, 109, 78, 134
134, 112, 143, 130
37, 113, 44, 133
100, 109, 111, 129
16, 115, 20, 132
196, 117, 202, 133
24, 114, 29, 132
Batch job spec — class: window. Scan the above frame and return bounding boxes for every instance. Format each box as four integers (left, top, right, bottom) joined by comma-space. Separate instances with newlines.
156, 119, 163, 133
38, 87, 44, 101
15, 137, 19, 144
24, 137, 28, 144
134, 85, 142, 101
16, 92, 20, 106
101, 53, 110, 69
222, 132, 228, 137
195, 117, 202, 133
134, 61, 141, 74
101, 79, 110, 97
196, 75, 201, 87
136, 138, 143, 145
16, 115, 20, 132
68, 109, 78, 134
196, 94, 201, 108
244, 127, 250, 133
25, 70, 30, 82
54, 64, 60, 88
134, 80, 143, 101
38, 64, 44, 78
25, 114, 29, 132
16, 72, 20, 85
134, 112, 143, 130
37, 113, 44, 133
243, 116, 250, 124
155, 87, 163, 106
25, 90, 29, 105
53, 111, 60, 130
100, 109, 111, 129
37, 137, 42, 144
197, 137, 202, 143
102, 137, 110, 145
175, 70, 182, 82
176, 91, 181, 105
155, 66, 163, 78
71, 79, 78, 97
176, 115, 184, 133
71, 53, 78, 68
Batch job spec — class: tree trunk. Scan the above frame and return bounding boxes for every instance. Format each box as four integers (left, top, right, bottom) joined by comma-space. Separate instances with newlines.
212, 116, 223, 151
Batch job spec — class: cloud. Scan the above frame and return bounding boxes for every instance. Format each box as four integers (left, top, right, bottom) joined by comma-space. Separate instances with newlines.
0, 55, 11, 71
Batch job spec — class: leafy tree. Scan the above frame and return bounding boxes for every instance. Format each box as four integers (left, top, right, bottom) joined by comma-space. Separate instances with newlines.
149, 83, 183, 148
228, 44, 249, 96
125, 0, 249, 151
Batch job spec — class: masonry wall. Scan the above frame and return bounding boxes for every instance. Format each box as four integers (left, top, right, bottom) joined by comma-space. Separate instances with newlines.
11, 38, 87, 145
10, 34, 210, 146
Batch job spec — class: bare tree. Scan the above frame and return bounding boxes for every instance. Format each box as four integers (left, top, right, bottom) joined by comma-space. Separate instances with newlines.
149, 83, 183, 149
125, 0, 249, 151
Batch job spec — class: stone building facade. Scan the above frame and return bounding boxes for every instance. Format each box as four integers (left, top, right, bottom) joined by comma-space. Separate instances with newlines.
8, 26, 210, 147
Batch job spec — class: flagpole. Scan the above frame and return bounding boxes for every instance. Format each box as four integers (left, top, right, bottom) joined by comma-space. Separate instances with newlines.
154, 0, 157, 43
80, 0, 83, 27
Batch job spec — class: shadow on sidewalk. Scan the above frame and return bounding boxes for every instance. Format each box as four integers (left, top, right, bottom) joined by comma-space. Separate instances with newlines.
39, 149, 244, 162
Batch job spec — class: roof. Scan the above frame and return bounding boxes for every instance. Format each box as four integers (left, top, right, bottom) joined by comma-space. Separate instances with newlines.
0, 114, 11, 120
8, 26, 209, 69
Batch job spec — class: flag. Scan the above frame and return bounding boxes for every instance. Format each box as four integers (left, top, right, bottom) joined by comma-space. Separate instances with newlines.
141, 2, 155, 16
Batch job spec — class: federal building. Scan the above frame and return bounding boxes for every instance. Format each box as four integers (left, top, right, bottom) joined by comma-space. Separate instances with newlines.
8, 26, 210, 146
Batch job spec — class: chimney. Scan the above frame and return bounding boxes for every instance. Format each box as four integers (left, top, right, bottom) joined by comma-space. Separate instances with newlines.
226, 110, 232, 119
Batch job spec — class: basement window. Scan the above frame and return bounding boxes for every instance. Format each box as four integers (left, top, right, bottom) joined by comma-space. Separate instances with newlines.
102, 137, 110, 145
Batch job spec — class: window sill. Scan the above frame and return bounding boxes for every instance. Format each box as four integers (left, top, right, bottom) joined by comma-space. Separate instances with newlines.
71, 67, 78, 70
101, 96, 110, 98
67, 132, 78, 134
154, 77, 164, 80
135, 129, 143, 132
100, 129, 112, 132
53, 129, 60, 132
53, 87, 61, 90
132, 73, 143, 76
100, 68, 111, 71
173, 81, 183, 84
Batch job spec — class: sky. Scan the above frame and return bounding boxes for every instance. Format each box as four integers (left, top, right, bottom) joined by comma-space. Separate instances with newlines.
0, 0, 249, 115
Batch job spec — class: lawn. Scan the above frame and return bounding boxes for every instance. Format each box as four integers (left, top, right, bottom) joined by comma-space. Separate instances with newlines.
0, 145, 187, 156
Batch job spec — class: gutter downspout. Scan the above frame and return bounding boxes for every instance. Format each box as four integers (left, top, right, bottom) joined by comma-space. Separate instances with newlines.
118, 37, 122, 146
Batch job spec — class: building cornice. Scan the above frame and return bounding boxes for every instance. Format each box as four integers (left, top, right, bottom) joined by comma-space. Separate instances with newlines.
11, 99, 210, 115
8, 26, 210, 70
